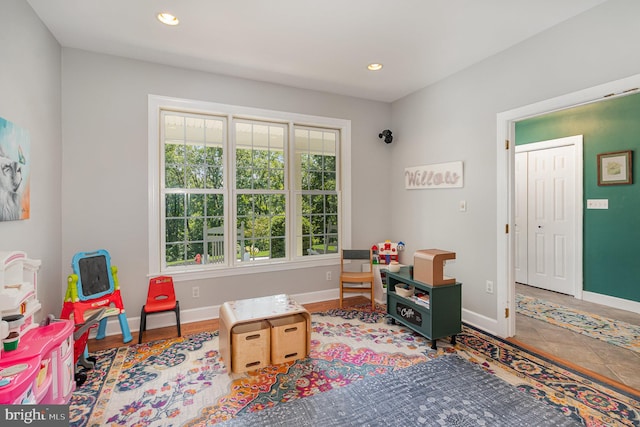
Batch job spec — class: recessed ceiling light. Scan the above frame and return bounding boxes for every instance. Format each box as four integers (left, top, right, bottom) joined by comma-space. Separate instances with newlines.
367, 63, 383, 71
157, 12, 179, 26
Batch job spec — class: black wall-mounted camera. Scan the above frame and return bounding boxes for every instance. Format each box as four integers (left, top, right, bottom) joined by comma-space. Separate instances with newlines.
379, 129, 393, 144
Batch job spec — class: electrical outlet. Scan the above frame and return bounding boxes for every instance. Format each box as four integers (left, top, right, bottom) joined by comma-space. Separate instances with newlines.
326, 271, 332, 281
485, 280, 494, 294
192, 286, 200, 298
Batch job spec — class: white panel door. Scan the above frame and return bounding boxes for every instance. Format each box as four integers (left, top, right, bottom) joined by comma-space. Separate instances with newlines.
514, 152, 528, 284
527, 145, 575, 295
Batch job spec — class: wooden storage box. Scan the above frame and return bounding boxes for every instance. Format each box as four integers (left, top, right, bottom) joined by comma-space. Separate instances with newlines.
231, 320, 270, 373
414, 249, 456, 285
269, 314, 307, 364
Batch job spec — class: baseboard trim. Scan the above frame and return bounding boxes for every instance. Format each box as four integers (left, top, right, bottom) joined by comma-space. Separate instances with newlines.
582, 291, 640, 315
91, 290, 499, 340
90, 288, 341, 338
462, 309, 499, 337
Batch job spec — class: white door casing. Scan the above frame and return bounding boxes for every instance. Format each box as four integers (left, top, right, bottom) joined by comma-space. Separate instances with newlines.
514, 152, 528, 284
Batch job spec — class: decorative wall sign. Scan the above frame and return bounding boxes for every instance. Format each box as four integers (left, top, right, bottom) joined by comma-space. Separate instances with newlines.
405, 161, 463, 189
0, 117, 30, 221
597, 150, 633, 186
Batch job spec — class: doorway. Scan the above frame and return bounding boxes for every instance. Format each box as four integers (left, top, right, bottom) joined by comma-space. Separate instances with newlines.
495, 72, 640, 339
514, 136, 583, 297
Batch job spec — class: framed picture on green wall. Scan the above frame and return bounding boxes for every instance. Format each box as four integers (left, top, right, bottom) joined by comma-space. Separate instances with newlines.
597, 150, 633, 186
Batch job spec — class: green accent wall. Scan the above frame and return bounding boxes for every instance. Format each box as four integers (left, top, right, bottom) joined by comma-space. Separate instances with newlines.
516, 92, 640, 303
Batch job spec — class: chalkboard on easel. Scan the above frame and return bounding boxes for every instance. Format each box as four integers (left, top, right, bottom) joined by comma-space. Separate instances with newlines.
72, 249, 115, 301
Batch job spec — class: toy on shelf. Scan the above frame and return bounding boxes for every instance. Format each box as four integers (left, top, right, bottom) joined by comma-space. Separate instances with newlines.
414, 249, 456, 285
60, 249, 132, 344
369, 241, 405, 302
372, 240, 405, 265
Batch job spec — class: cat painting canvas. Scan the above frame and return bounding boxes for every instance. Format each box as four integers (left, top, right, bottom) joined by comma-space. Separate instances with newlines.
0, 117, 30, 221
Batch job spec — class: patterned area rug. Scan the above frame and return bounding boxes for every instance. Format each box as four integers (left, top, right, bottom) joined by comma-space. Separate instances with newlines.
516, 294, 640, 353
69, 305, 640, 427
218, 355, 580, 426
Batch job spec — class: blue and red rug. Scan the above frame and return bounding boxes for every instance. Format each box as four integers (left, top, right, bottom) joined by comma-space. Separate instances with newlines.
70, 305, 640, 426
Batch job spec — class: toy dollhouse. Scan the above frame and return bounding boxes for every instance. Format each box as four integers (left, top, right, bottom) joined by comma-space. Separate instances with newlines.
0, 251, 75, 405
372, 240, 404, 264
369, 241, 405, 304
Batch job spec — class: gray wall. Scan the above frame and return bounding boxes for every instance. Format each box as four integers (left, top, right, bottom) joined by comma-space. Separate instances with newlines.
389, 0, 640, 320
61, 49, 392, 315
0, 0, 62, 318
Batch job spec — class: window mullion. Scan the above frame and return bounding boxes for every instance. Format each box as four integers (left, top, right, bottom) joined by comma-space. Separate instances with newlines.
287, 121, 296, 260
226, 114, 236, 267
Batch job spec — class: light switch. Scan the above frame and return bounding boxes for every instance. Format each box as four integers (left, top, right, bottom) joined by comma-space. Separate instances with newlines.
459, 200, 467, 212
587, 199, 608, 209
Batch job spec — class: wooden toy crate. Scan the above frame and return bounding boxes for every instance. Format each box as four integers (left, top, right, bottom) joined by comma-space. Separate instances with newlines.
231, 320, 270, 373
269, 314, 307, 364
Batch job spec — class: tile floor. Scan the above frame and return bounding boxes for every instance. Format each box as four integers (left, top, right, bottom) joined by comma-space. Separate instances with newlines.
514, 283, 640, 391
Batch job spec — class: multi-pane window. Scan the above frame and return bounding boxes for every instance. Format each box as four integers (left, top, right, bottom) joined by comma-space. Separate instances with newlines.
235, 120, 287, 261
294, 127, 339, 256
162, 112, 226, 268
151, 97, 347, 276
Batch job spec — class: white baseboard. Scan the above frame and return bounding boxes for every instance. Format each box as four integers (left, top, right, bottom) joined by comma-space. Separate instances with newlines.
462, 308, 499, 337
91, 289, 503, 341
90, 288, 341, 339
582, 291, 640, 315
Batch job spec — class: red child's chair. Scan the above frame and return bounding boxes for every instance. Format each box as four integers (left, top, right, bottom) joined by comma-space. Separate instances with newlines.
138, 276, 181, 344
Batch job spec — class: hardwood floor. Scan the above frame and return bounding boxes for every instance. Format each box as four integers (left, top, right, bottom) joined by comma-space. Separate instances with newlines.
87, 296, 370, 352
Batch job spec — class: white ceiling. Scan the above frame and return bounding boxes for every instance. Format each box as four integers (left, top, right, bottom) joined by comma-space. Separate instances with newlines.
27, 0, 606, 102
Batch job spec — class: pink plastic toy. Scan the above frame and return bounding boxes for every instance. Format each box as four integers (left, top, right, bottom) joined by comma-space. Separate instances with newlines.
0, 319, 74, 404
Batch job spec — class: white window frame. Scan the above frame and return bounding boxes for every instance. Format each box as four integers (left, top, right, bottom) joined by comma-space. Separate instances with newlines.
148, 95, 352, 281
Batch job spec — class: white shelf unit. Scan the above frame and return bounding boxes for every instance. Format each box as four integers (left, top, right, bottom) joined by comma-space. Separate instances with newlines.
0, 251, 42, 334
